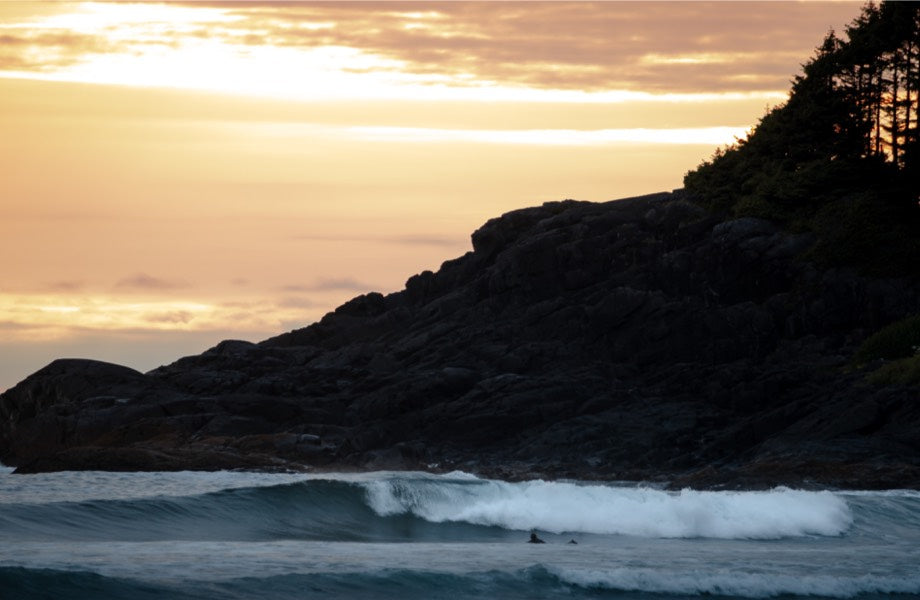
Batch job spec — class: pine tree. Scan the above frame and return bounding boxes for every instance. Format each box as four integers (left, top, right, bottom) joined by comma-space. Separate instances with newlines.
683, 1, 919, 276
685, 0, 919, 211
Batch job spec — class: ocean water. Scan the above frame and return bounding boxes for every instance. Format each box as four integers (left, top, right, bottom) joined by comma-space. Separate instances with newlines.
1, 467, 918, 600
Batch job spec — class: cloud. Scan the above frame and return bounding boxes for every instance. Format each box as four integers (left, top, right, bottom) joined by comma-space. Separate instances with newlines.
0, 321, 37, 332
205, 1, 862, 93
277, 296, 320, 309
282, 277, 376, 293
2, 2, 862, 94
44, 280, 85, 292
345, 125, 749, 146
0, 30, 120, 71
393, 234, 468, 247
114, 273, 190, 292
0, 292, 327, 347
293, 232, 467, 248
143, 310, 195, 324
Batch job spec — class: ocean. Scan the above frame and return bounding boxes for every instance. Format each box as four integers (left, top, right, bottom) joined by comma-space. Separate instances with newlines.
1, 467, 918, 600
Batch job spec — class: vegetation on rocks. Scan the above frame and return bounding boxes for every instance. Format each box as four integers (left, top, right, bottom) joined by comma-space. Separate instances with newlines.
867, 356, 920, 386
684, 1, 920, 277
857, 314, 920, 386
857, 314, 920, 363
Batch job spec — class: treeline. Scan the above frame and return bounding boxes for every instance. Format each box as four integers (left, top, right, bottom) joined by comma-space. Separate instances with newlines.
684, 1, 919, 276
812, 1, 919, 170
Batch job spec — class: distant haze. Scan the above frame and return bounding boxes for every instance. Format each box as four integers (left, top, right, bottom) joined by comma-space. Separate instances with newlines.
0, 1, 861, 391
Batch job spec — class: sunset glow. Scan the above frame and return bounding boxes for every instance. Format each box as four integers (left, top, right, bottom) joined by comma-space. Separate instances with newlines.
1, 293, 313, 341
343, 125, 751, 146
0, 1, 863, 390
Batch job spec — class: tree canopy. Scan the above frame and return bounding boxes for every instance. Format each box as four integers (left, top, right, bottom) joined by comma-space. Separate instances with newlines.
684, 1, 919, 276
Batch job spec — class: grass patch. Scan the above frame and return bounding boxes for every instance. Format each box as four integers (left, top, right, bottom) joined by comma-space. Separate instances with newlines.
866, 355, 920, 386
855, 314, 920, 363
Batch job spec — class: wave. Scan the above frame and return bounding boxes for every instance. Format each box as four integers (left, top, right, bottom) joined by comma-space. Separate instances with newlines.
3, 565, 919, 600
0, 567, 183, 600
0, 474, 513, 543
363, 476, 853, 539
0, 471, 859, 543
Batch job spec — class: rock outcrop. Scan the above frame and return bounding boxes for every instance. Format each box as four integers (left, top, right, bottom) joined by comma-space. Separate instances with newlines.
2, 191, 919, 488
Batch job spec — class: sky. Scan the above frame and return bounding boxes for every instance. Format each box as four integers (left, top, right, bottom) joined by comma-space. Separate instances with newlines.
0, 1, 862, 392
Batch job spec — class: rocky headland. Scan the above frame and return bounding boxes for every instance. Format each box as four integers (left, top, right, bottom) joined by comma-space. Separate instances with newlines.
2, 191, 918, 489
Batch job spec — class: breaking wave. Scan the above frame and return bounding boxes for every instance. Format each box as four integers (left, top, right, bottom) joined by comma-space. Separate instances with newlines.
362, 473, 853, 538
0, 471, 853, 542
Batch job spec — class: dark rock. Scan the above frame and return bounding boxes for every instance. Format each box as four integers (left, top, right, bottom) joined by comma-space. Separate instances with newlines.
2, 191, 919, 489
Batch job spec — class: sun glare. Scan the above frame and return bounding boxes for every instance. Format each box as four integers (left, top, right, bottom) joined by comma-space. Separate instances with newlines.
0, 1, 788, 105
17, 2, 239, 31
0, 293, 311, 342
344, 125, 750, 146
640, 51, 798, 66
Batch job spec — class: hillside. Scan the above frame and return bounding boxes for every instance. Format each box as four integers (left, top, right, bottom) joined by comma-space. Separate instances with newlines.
2, 190, 918, 488
2, 1, 918, 488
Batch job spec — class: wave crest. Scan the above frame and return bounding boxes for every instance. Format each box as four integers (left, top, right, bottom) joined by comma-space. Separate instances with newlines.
362, 477, 853, 539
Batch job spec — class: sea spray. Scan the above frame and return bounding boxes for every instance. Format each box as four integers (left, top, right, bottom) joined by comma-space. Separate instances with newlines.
362, 476, 853, 538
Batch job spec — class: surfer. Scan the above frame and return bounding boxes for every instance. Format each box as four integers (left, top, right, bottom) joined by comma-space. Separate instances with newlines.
568, 539, 578, 545
528, 532, 546, 544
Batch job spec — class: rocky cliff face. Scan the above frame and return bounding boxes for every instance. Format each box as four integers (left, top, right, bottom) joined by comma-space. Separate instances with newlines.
2, 191, 918, 488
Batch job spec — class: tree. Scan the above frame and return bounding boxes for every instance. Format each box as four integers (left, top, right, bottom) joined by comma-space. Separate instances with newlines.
685, 0, 919, 215
683, 1, 919, 277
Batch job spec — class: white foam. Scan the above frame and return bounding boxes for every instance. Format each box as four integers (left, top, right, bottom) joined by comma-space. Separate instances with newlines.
551, 566, 920, 598
363, 478, 853, 539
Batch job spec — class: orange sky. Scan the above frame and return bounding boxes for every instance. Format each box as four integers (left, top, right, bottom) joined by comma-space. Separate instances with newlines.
0, 1, 862, 391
